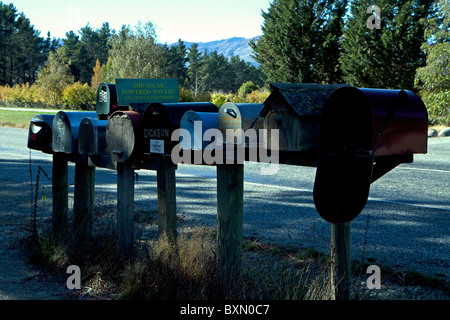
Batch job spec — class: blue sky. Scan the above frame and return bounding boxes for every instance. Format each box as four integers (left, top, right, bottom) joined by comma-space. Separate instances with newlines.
7, 0, 272, 44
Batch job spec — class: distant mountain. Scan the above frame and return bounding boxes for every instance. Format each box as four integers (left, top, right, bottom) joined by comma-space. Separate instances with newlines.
171, 36, 260, 67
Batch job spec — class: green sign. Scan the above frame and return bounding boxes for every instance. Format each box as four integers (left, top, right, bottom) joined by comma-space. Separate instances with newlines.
115, 78, 179, 106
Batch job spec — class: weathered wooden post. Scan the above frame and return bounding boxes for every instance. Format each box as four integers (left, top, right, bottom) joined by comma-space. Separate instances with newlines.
52, 153, 68, 238
73, 162, 95, 246
216, 163, 244, 285
116, 161, 135, 256
330, 222, 351, 300
106, 110, 143, 256
157, 159, 177, 241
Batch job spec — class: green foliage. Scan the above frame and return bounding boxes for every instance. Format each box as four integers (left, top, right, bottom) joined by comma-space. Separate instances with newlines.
108, 22, 164, 79
250, 0, 348, 84
238, 81, 259, 98
0, 2, 57, 86
340, 0, 435, 90
36, 47, 74, 107
415, 0, 450, 124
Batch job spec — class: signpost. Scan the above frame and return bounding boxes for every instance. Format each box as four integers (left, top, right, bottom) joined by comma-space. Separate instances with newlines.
115, 78, 179, 106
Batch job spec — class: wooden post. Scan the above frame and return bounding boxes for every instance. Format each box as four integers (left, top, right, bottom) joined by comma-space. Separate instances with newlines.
52, 153, 68, 239
157, 159, 177, 241
216, 163, 244, 285
330, 222, 351, 300
117, 161, 134, 256
73, 162, 95, 246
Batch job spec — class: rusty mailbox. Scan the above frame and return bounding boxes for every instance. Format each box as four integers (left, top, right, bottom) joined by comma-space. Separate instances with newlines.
260, 83, 349, 166
105, 110, 143, 165
217, 102, 265, 163
27, 114, 55, 154
313, 87, 428, 223
52, 111, 97, 154
141, 102, 218, 164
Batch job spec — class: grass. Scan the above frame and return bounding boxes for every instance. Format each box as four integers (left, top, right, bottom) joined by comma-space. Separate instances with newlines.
25, 226, 334, 300
0, 108, 60, 128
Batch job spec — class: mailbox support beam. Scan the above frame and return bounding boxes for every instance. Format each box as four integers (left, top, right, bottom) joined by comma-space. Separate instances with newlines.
52, 153, 68, 239
157, 159, 177, 241
330, 222, 351, 300
117, 161, 134, 256
217, 163, 244, 288
73, 163, 95, 246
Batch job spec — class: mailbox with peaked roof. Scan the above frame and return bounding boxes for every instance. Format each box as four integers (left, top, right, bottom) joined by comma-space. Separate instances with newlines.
260, 83, 349, 153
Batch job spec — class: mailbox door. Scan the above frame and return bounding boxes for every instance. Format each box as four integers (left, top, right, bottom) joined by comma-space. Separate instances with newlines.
96, 83, 118, 119
143, 102, 218, 157
106, 110, 143, 163
313, 87, 374, 223
52, 111, 97, 154
27, 114, 55, 154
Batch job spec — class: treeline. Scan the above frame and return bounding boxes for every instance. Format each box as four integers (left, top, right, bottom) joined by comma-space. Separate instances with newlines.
251, 0, 450, 124
0, 3, 265, 109
0, 1, 449, 125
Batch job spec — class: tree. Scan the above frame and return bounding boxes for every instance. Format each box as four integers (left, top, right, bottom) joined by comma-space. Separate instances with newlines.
187, 43, 205, 96
340, 0, 436, 90
250, 0, 348, 84
0, 2, 50, 85
163, 39, 188, 86
36, 47, 74, 107
91, 59, 103, 90
107, 22, 164, 79
415, 0, 450, 123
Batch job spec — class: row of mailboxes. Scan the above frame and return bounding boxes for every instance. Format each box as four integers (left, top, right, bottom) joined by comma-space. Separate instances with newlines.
27, 81, 428, 225
28, 83, 428, 170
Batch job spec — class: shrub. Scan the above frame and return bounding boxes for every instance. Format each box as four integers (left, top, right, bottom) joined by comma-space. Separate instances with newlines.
62, 82, 96, 110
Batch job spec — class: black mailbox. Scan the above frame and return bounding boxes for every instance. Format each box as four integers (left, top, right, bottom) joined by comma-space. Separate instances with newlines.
27, 114, 55, 154
52, 111, 97, 154
313, 87, 428, 223
96, 83, 118, 119
142, 102, 218, 159
78, 118, 108, 156
105, 110, 143, 164
180, 111, 218, 151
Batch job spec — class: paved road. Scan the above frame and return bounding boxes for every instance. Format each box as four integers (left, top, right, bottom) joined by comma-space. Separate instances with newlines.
0, 126, 449, 280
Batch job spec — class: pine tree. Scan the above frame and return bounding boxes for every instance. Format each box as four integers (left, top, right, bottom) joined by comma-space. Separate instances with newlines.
249, 0, 348, 84
91, 59, 103, 90
340, 0, 435, 90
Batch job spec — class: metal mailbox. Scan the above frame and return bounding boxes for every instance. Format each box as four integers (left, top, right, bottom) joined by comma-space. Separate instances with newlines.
27, 114, 55, 154
52, 111, 97, 154
313, 87, 428, 223
218, 102, 264, 145
96, 83, 119, 119
142, 102, 218, 158
78, 117, 108, 156
180, 111, 218, 151
105, 110, 143, 163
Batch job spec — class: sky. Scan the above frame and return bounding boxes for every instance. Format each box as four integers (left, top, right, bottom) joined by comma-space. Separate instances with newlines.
6, 0, 272, 44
